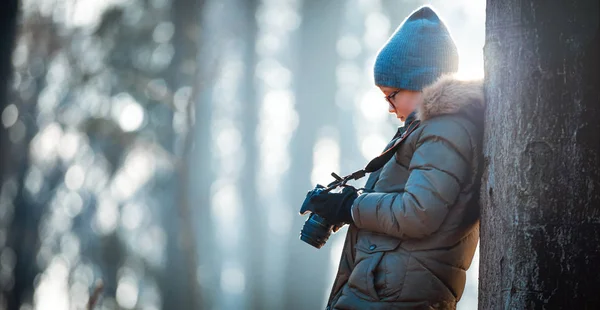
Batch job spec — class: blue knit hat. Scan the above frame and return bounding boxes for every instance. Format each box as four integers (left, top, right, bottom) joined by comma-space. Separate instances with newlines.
374, 6, 458, 91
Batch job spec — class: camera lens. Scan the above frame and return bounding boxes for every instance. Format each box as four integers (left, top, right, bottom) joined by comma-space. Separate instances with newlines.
300, 213, 333, 249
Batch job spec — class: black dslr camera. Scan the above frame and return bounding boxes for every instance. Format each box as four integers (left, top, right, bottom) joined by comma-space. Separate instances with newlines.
299, 173, 360, 249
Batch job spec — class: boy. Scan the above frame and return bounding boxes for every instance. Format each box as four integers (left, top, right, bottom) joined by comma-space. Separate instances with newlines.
307, 6, 485, 309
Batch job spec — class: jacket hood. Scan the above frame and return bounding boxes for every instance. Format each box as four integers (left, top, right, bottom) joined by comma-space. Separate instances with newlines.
417, 75, 485, 121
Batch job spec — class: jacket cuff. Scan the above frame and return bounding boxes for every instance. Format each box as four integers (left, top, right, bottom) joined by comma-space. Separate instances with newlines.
350, 194, 367, 227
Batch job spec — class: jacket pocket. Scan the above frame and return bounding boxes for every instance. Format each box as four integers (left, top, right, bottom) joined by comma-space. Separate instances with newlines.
347, 231, 405, 302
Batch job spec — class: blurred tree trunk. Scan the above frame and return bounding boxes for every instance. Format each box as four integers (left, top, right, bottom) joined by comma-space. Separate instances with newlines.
480, 1, 600, 308
4, 16, 57, 310
0, 0, 18, 184
237, 0, 261, 309
160, 0, 204, 308
0, 1, 18, 307
189, 0, 217, 308
287, 1, 341, 309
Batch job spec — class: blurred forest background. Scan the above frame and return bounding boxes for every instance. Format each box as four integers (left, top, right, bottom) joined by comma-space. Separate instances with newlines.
0, 0, 484, 309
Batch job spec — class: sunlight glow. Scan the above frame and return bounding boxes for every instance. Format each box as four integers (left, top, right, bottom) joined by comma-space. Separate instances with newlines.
69, 281, 90, 309
311, 135, 340, 186
364, 11, 391, 50
360, 134, 387, 160
30, 123, 62, 164
420, 1, 486, 80
93, 196, 119, 235
121, 202, 145, 231
119, 101, 144, 132
211, 183, 242, 248
1, 104, 18, 128
255, 2, 301, 32
34, 256, 70, 310
358, 89, 387, 121
257, 89, 298, 182
85, 160, 110, 193
256, 33, 282, 56
116, 269, 139, 309
253, 1, 301, 309
63, 191, 83, 218
65, 0, 127, 28
124, 148, 155, 184
221, 264, 246, 295
256, 59, 292, 89
112, 93, 145, 132
110, 147, 156, 201
215, 125, 242, 158
65, 165, 85, 191
58, 131, 83, 162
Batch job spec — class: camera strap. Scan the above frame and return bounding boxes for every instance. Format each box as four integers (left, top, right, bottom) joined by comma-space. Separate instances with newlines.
366, 119, 420, 172
333, 119, 420, 184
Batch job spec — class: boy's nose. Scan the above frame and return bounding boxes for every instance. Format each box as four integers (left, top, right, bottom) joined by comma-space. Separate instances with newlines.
388, 102, 396, 114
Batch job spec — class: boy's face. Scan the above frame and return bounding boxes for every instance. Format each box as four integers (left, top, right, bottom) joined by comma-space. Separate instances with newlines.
378, 86, 422, 122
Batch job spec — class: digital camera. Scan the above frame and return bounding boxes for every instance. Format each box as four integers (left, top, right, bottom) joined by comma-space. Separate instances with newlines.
298, 184, 342, 249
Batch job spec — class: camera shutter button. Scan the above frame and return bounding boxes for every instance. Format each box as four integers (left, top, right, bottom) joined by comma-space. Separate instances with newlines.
369, 244, 377, 250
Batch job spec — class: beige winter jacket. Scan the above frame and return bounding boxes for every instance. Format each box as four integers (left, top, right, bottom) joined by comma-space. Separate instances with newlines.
326, 76, 485, 310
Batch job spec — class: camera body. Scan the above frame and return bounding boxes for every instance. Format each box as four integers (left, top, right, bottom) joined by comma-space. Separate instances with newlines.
299, 184, 349, 249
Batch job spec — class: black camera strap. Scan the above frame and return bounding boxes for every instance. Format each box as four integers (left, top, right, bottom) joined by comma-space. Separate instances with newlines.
366, 119, 420, 172
331, 120, 420, 185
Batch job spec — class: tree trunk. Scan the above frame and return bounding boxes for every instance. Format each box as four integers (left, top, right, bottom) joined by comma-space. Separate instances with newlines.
0, 0, 18, 169
160, 0, 203, 308
237, 0, 261, 309
480, 1, 600, 309
4, 17, 56, 310
0, 0, 18, 308
286, 1, 341, 309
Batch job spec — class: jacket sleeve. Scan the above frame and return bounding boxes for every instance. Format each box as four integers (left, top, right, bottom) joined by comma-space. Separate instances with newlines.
351, 117, 473, 240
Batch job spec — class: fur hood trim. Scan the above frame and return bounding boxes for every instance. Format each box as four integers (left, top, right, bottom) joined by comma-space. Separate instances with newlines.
417, 75, 484, 121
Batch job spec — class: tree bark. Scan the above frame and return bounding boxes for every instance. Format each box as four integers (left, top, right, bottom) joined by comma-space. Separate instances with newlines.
480, 1, 600, 309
